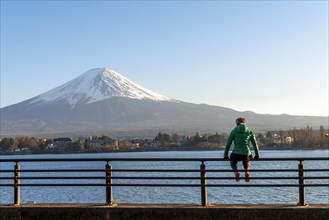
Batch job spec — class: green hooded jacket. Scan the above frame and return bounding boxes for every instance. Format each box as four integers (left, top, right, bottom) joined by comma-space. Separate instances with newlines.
224, 123, 259, 157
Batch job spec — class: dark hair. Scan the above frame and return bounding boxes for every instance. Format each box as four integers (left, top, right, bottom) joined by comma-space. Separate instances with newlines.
235, 117, 246, 125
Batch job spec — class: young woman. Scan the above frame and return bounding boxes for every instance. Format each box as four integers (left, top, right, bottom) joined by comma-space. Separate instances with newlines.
224, 117, 260, 182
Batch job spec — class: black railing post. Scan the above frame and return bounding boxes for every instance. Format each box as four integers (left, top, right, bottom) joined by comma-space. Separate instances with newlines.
105, 161, 113, 206
297, 160, 306, 206
14, 162, 20, 205
200, 160, 207, 206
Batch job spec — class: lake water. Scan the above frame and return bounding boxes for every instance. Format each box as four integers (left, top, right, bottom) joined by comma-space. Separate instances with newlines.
0, 150, 328, 205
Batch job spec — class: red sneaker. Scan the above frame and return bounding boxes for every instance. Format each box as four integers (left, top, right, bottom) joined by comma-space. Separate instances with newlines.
245, 172, 250, 182
234, 172, 240, 182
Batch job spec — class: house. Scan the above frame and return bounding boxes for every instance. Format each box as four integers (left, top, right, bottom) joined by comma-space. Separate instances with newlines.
53, 137, 73, 149
85, 138, 118, 150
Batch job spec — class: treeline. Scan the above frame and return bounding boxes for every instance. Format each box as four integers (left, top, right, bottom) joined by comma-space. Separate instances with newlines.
153, 125, 328, 149
154, 132, 228, 149
0, 137, 53, 152
0, 137, 86, 153
154, 125, 329, 148
258, 125, 328, 149
0, 125, 328, 153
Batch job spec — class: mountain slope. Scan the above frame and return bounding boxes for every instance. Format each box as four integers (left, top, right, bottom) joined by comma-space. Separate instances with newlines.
1, 68, 327, 137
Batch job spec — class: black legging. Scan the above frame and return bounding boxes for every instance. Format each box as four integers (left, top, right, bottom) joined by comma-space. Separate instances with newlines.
230, 153, 252, 172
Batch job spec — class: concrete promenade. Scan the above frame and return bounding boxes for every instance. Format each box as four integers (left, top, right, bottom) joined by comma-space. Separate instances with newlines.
1, 204, 329, 220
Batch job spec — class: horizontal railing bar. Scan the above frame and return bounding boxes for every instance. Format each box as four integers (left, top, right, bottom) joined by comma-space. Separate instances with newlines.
1, 169, 329, 173
111, 169, 200, 172
209, 184, 329, 187
0, 183, 328, 187
0, 169, 105, 172
0, 157, 328, 162
207, 169, 329, 172
0, 184, 106, 187
1, 176, 328, 180
0, 177, 106, 180
109, 169, 329, 172
0, 169, 200, 173
112, 176, 328, 180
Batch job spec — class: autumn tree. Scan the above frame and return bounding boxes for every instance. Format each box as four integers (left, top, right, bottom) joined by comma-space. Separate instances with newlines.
208, 133, 221, 143
319, 125, 325, 147
171, 133, 180, 143
0, 138, 17, 151
70, 140, 85, 152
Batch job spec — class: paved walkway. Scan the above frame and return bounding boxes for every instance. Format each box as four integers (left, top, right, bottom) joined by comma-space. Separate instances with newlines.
2, 203, 328, 208
2, 203, 329, 220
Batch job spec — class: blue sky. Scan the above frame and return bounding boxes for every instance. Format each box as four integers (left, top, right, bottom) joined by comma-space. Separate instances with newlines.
1, 1, 328, 116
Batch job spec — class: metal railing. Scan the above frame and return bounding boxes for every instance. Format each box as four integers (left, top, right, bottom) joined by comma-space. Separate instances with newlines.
0, 157, 328, 206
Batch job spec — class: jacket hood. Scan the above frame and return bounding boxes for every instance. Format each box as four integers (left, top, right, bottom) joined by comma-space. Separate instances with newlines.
236, 123, 248, 133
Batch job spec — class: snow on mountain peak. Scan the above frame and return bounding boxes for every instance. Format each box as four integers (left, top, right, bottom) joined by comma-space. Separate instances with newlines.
31, 67, 175, 108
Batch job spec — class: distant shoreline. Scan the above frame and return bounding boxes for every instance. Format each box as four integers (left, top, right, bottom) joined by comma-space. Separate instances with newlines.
1, 146, 328, 156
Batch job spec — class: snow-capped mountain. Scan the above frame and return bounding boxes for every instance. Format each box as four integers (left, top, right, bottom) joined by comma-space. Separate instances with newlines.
30, 68, 175, 108
1, 67, 327, 137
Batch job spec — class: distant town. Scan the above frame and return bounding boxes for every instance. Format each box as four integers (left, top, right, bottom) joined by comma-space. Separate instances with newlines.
0, 125, 328, 155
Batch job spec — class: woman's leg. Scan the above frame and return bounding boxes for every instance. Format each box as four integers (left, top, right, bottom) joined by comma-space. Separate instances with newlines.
230, 153, 239, 171
242, 160, 250, 170
230, 153, 240, 182
242, 156, 251, 182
